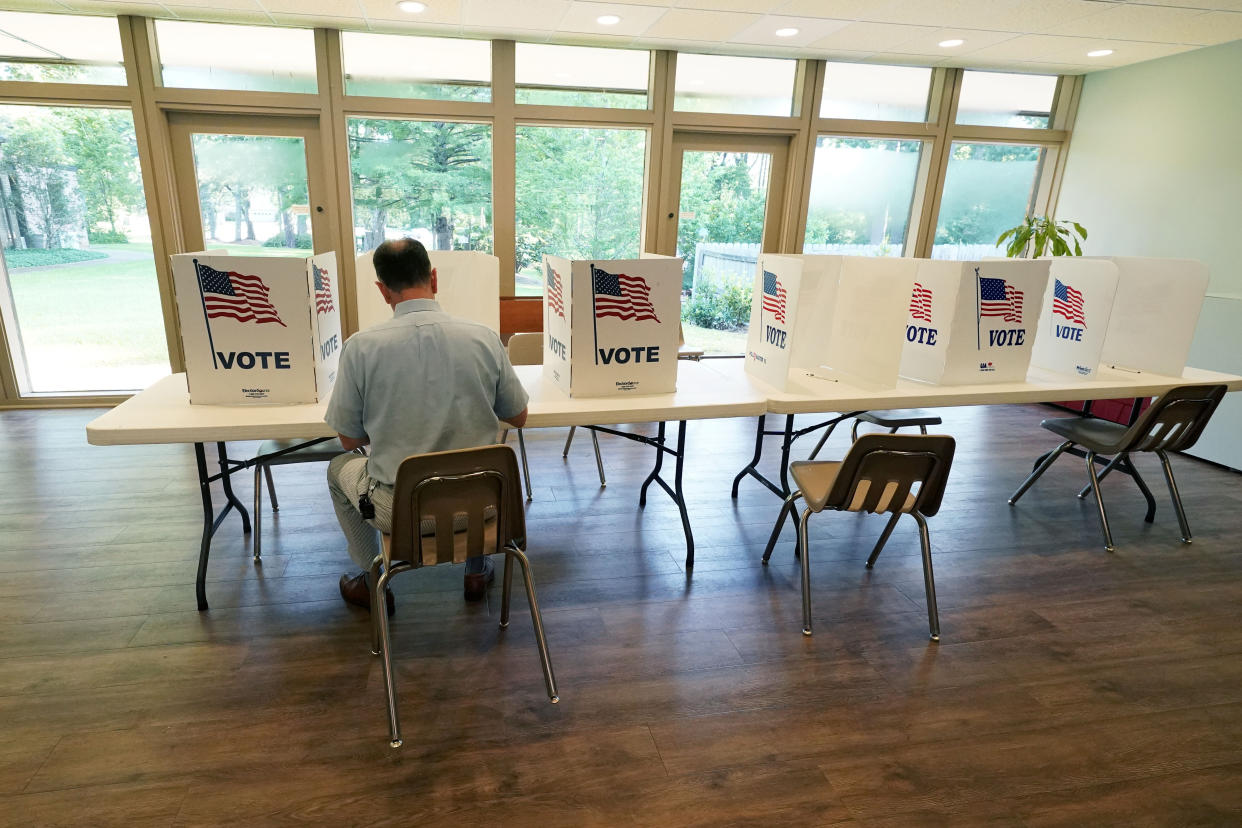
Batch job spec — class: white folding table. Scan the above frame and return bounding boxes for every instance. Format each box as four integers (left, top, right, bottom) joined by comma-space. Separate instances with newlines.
85, 361, 767, 610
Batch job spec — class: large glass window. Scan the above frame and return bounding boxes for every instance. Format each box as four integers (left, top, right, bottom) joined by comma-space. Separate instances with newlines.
154, 21, 317, 94
0, 105, 168, 394
342, 33, 490, 102
674, 54, 796, 117
932, 142, 1045, 260
514, 126, 646, 297
516, 44, 648, 109
0, 11, 124, 85
347, 118, 492, 256
820, 63, 931, 122
804, 137, 923, 257
956, 71, 1058, 128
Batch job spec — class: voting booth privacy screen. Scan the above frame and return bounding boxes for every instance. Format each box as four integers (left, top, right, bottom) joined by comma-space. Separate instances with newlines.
542, 255, 682, 397
1098, 257, 1209, 377
355, 250, 500, 333
172, 252, 341, 405
1028, 258, 1120, 379
744, 254, 804, 390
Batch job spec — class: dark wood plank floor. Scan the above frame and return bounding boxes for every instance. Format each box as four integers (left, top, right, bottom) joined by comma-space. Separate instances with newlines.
3, 402, 1242, 826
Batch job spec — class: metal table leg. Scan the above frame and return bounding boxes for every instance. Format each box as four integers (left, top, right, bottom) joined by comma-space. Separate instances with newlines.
598, 420, 694, 568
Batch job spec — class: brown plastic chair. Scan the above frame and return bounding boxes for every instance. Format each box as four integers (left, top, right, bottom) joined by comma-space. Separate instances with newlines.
764, 434, 956, 640
502, 332, 605, 501
367, 445, 558, 748
1009, 384, 1226, 551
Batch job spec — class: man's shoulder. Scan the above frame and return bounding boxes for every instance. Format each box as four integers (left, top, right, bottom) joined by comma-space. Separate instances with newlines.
346, 311, 500, 349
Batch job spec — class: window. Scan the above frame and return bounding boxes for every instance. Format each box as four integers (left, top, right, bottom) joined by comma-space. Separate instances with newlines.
0, 105, 168, 394
956, 71, 1058, 128
347, 118, 493, 256
155, 21, 317, 94
820, 63, 931, 122
932, 142, 1046, 260
342, 33, 490, 102
514, 126, 646, 296
0, 11, 124, 85
804, 137, 923, 257
675, 54, 796, 117
515, 44, 648, 109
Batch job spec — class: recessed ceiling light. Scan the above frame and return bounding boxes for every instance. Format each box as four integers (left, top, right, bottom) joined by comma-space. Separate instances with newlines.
597, 14, 621, 25
775, 27, 799, 37
938, 38, 964, 48
1087, 49, 1114, 57
396, 1, 426, 13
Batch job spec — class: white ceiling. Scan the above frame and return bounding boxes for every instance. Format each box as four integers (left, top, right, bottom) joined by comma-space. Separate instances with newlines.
8, 0, 1242, 74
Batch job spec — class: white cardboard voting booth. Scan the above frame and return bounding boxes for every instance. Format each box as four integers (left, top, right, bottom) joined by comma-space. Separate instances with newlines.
899, 259, 1050, 385
171, 251, 341, 405
355, 250, 500, 332
1098, 257, 1209, 377
1028, 258, 1120, 379
743, 254, 805, 390
542, 255, 682, 397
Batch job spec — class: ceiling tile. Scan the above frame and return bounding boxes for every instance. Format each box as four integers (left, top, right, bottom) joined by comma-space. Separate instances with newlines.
1171, 10, 1242, 45
164, 0, 262, 7
810, 22, 937, 53
961, 34, 1093, 62
730, 14, 851, 46
893, 27, 1020, 55
1038, 38, 1199, 65
269, 13, 369, 30
1045, 2, 1213, 42
865, 50, 951, 65
0, 1, 71, 12
776, 0, 906, 22
260, 0, 362, 15
461, 0, 569, 31
641, 8, 757, 40
362, 18, 464, 35
1134, 0, 1242, 9
674, 0, 786, 10
358, 0, 459, 25
880, 0, 1109, 33
165, 7, 277, 25
558, 2, 666, 36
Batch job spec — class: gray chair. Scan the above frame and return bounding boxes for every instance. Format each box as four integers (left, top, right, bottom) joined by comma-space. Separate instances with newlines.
252, 438, 351, 561
765, 433, 956, 640
807, 408, 943, 461
503, 332, 605, 501
368, 445, 558, 747
1009, 384, 1226, 551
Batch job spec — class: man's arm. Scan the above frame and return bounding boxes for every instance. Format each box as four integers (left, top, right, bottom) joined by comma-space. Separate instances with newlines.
338, 433, 370, 452
501, 407, 528, 429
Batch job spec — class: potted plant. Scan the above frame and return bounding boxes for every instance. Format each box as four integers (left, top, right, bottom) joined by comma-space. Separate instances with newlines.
996, 215, 1087, 258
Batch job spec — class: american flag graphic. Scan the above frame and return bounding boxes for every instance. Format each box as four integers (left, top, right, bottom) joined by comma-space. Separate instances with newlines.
762, 270, 787, 324
312, 264, 333, 315
978, 276, 1024, 324
909, 282, 933, 323
546, 262, 565, 319
196, 262, 285, 327
1052, 279, 1085, 325
591, 265, 660, 323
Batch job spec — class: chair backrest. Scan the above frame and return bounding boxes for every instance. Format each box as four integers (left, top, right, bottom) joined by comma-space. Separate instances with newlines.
507, 332, 543, 366
387, 445, 525, 567
824, 433, 956, 517
1119, 384, 1226, 454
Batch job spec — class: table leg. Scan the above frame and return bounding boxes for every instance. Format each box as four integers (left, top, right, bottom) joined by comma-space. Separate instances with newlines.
732, 414, 767, 498
195, 443, 214, 612
634, 421, 694, 568
217, 442, 251, 533
639, 421, 666, 508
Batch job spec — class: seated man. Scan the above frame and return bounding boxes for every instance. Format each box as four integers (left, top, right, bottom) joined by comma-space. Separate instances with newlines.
325, 238, 528, 613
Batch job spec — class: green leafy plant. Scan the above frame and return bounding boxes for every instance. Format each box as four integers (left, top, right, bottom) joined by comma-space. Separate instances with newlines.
996, 215, 1087, 258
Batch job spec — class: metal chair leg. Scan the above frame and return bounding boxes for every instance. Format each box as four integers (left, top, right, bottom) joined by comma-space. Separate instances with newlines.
912, 511, 939, 641
806, 421, 840, 461
850, 420, 861, 442
1009, 441, 1073, 505
590, 429, 606, 488
368, 556, 385, 656
1085, 450, 1115, 552
516, 428, 533, 502
762, 493, 800, 563
499, 551, 515, 628
509, 546, 559, 703
500, 428, 509, 443
562, 426, 576, 458
799, 507, 814, 636
373, 564, 403, 748
1077, 453, 1124, 499
1156, 450, 1193, 543
252, 462, 263, 562
264, 465, 278, 511
867, 511, 903, 569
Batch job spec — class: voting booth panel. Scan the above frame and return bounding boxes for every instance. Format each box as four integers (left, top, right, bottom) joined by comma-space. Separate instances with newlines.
171, 251, 341, 405
899, 259, 1050, 385
816, 257, 918, 388
355, 250, 501, 333
1099, 257, 1208, 377
541, 256, 682, 397
1028, 258, 1120, 379
744, 254, 805, 390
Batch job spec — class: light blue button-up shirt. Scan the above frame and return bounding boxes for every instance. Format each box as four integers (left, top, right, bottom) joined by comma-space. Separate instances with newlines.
325, 299, 528, 485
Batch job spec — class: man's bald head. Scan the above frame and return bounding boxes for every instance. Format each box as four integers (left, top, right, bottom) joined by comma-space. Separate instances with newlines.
373, 238, 432, 292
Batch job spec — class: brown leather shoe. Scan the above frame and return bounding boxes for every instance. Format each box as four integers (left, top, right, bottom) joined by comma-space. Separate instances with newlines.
339, 572, 395, 617
463, 558, 495, 602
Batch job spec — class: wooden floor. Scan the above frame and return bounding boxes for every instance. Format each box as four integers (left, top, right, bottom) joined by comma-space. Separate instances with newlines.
3, 403, 1242, 827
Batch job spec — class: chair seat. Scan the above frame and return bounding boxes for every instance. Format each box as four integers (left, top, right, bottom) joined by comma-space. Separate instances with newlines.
1041, 416, 1129, 453
789, 460, 915, 514
257, 437, 348, 465
857, 409, 942, 428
